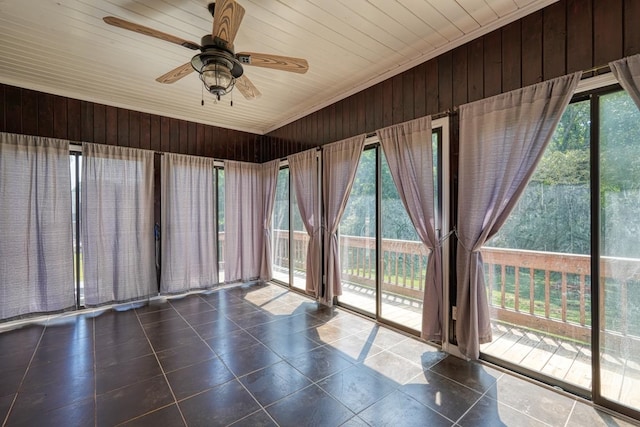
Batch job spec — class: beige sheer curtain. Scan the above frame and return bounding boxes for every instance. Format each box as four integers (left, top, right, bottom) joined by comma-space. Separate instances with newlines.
0, 133, 74, 320
288, 149, 321, 296
224, 160, 279, 283
610, 54, 640, 109
322, 135, 366, 306
377, 117, 442, 341
82, 143, 156, 306
456, 72, 581, 359
161, 153, 218, 293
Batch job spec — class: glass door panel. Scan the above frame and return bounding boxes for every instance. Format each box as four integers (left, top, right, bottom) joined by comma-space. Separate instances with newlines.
291, 189, 308, 291
599, 90, 640, 412
481, 99, 593, 391
272, 168, 290, 284
217, 168, 225, 282
379, 148, 430, 331
70, 153, 84, 306
338, 148, 376, 315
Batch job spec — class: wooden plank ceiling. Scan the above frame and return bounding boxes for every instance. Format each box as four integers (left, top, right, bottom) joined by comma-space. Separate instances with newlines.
0, 0, 557, 135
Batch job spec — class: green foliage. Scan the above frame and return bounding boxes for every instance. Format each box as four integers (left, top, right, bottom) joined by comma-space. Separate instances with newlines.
273, 168, 290, 231
533, 150, 589, 185
490, 182, 591, 254
490, 90, 640, 258
600, 91, 640, 193
341, 144, 437, 242
547, 99, 590, 152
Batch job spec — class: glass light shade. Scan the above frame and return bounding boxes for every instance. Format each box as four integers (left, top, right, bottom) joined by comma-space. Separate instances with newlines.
200, 63, 233, 93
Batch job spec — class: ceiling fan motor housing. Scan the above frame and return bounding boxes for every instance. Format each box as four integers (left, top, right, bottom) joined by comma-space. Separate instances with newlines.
191, 34, 244, 99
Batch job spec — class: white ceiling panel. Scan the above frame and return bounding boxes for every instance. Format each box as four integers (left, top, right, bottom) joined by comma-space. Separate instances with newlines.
0, 0, 558, 134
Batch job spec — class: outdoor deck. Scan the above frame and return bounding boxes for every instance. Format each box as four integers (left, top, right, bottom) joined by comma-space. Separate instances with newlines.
271, 231, 640, 412
339, 282, 640, 410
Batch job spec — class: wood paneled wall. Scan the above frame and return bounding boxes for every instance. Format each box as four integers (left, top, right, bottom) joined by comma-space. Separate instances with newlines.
0, 84, 261, 162
261, 0, 640, 161
2, 0, 639, 163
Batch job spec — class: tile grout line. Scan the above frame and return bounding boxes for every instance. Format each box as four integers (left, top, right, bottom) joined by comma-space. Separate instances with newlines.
170, 294, 282, 427
563, 400, 578, 427
231, 289, 441, 423
452, 372, 505, 426
1, 324, 46, 427
217, 297, 345, 425
133, 306, 189, 427
450, 371, 559, 426
227, 292, 391, 424
228, 290, 362, 415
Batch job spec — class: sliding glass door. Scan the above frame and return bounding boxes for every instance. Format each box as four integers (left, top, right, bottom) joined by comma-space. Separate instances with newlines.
598, 89, 640, 414
271, 124, 445, 335
480, 86, 640, 419
481, 98, 593, 391
335, 125, 445, 334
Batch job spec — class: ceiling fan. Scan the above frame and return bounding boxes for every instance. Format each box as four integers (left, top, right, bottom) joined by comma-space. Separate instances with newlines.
103, 0, 309, 101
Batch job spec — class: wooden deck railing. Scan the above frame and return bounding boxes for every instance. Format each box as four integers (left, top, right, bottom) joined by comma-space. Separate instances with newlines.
482, 246, 640, 344
482, 247, 592, 341
270, 230, 640, 344
272, 230, 428, 300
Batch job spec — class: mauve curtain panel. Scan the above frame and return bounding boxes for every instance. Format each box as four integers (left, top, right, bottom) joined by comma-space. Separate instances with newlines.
225, 160, 278, 283
610, 54, 640, 110
0, 133, 74, 320
321, 134, 366, 306
161, 153, 218, 293
288, 148, 321, 297
377, 116, 442, 341
82, 143, 156, 306
456, 72, 581, 359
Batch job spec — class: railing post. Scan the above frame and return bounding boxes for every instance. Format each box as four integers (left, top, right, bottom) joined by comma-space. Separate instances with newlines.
529, 269, 535, 315
544, 270, 550, 319
514, 266, 520, 312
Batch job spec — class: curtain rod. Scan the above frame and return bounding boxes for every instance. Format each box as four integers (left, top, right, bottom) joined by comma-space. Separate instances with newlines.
582, 63, 611, 75
362, 109, 454, 139
70, 142, 166, 156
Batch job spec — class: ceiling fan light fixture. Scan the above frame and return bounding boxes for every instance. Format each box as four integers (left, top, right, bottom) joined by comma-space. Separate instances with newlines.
200, 61, 234, 99
191, 49, 244, 100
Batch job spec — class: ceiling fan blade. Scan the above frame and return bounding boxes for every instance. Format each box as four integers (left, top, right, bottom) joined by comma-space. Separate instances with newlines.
236, 52, 309, 74
156, 63, 195, 84
103, 16, 200, 50
211, 0, 245, 48
235, 75, 261, 100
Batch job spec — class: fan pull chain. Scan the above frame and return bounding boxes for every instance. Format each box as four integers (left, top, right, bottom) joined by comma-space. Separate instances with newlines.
201, 84, 204, 106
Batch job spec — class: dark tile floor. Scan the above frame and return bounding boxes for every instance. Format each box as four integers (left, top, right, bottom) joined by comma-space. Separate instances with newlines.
0, 282, 638, 427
